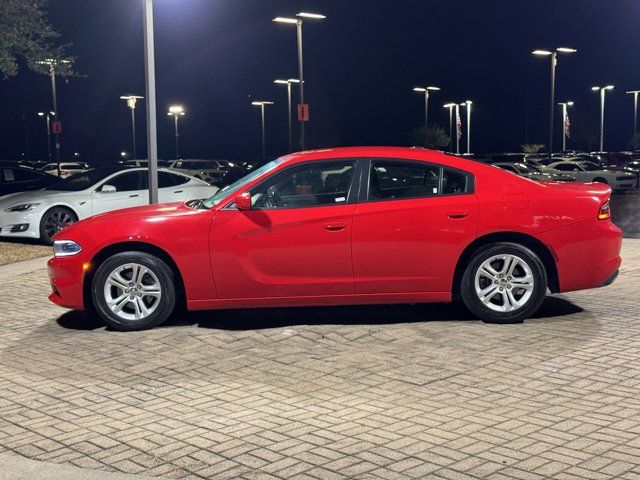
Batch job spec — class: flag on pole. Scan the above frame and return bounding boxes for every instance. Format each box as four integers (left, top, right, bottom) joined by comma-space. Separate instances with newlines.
456, 109, 462, 140
564, 113, 571, 139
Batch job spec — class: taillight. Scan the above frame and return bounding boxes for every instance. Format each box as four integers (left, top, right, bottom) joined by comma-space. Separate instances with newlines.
598, 200, 611, 220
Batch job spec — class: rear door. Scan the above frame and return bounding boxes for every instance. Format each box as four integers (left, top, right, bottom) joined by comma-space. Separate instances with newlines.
352, 158, 479, 294
91, 171, 147, 215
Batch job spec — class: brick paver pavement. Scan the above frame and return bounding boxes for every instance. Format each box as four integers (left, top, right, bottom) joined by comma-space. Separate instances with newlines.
0, 240, 639, 480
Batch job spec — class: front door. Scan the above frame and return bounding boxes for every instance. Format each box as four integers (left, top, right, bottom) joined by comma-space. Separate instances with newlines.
211, 159, 359, 299
91, 170, 146, 215
352, 158, 478, 294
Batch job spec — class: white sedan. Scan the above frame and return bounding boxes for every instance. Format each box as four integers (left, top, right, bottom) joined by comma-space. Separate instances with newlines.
542, 160, 636, 191
41, 162, 89, 178
0, 167, 218, 244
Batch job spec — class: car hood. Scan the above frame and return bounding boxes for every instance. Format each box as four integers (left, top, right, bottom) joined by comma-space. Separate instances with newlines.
0, 189, 77, 208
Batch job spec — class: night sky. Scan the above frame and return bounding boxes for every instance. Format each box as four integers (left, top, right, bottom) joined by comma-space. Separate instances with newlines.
1, 0, 639, 163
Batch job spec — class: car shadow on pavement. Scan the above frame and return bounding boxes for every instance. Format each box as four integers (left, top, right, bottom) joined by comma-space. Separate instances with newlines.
56, 295, 583, 332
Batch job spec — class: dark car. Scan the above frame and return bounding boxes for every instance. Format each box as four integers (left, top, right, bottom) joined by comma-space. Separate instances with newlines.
0, 163, 56, 197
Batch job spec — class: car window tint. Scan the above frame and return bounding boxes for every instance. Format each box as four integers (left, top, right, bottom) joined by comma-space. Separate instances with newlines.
106, 171, 145, 191
369, 161, 440, 200
158, 171, 176, 188
251, 161, 355, 209
2, 168, 15, 182
171, 173, 190, 185
442, 168, 468, 195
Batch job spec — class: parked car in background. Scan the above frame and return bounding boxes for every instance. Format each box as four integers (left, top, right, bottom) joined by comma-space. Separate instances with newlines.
543, 160, 636, 191
0, 167, 218, 244
47, 146, 621, 331
41, 162, 89, 178
493, 162, 575, 182
122, 159, 170, 168
167, 159, 226, 185
0, 163, 57, 197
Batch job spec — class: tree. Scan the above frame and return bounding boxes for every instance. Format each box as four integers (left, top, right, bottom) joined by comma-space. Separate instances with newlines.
521, 144, 545, 154
0, 0, 74, 78
408, 124, 450, 150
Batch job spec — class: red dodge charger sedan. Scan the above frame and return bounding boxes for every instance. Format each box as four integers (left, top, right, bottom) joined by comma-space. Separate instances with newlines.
48, 147, 622, 331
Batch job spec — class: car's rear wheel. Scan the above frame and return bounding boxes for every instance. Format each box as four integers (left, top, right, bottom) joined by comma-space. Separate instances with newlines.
39, 207, 77, 245
91, 251, 176, 331
460, 242, 547, 324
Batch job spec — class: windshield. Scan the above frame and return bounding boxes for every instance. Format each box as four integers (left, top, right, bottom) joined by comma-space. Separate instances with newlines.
202, 159, 282, 208
45, 169, 120, 191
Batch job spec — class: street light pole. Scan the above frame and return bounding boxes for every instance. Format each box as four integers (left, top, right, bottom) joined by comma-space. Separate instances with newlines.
37, 112, 54, 162
558, 101, 573, 152
443, 103, 455, 153
455, 104, 461, 154
592, 85, 614, 152
273, 12, 325, 150
626, 90, 640, 150
460, 100, 472, 154
532, 47, 577, 161
252, 101, 274, 157
120, 95, 144, 158
167, 105, 185, 159
275, 79, 300, 152
143, 0, 158, 204
413, 86, 440, 146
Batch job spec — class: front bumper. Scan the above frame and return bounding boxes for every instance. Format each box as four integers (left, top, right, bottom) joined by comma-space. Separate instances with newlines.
48, 255, 87, 310
0, 210, 41, 239
600, 269, 619, 287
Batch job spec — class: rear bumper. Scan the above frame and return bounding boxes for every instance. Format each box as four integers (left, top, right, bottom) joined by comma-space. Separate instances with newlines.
539, 218, 622, 294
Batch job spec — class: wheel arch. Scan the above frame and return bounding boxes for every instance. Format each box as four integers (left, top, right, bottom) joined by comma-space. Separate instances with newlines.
452, 231, 559, 299
83, 241, 186, 311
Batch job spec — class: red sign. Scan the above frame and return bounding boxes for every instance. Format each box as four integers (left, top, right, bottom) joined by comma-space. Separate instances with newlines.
297, 103, 309, 122
52, 120, 62, 134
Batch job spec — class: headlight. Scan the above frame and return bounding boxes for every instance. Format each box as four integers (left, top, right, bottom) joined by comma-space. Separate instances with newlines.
4, 203, 41, 212
53, 240, 82, 257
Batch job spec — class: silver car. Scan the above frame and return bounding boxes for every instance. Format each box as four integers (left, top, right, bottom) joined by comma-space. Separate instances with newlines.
543, 160, 636, 190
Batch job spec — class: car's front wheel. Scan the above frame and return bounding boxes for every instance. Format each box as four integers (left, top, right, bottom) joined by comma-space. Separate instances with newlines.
39, 207, 77, 245
460, 242, 547, 324
91, 251, 176, 331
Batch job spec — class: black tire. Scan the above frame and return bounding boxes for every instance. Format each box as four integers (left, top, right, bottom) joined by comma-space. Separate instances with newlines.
91, 251, 176, 331
460, 242, 547, 324
39, 206, 77, 245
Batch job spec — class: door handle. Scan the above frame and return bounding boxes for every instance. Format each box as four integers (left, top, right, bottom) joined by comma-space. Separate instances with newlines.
447, 210, 469, 219
129, 194, 139, 198
324, 222, 346, 231
173, 190, 183, 194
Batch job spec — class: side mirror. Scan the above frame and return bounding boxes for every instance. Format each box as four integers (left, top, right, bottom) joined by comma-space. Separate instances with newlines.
101, 184, 116, 193
234, 192, 252, 210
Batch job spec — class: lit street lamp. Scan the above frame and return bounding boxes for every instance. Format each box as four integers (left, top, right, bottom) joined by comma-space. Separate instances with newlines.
532, 47, 577, 160
557, 101, 574, 152
36, 58, 71, 177
252, 101, 274, 157
120, 94, 144, 158
273, 12, 325, 150
413, 86, 440, 146
443, 103, 456, 153
626, 90, 640, 150
167, 105, 185, 159
274, 78, 300, 152
460, 100, 472, 154
37, 111, 54, 162
592, 85, 614, 152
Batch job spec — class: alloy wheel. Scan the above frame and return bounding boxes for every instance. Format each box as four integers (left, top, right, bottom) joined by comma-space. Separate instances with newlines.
103, 263, 162, 321
474, 254, 534, 312
44, 210, 74, 239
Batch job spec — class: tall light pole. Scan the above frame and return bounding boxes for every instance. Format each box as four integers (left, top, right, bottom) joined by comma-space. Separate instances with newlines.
454, 104, 461, 154
443, 103, 455, 153
273, 12, 325, 150
557, 101, 573, 152
592, 85, 614, 152
532, 47, 577, 160
37, 111, 54, 162
120, 94, 144, 158
626, 90, 640, 151
36, 58, 70, 177
143, 0, 158, 203
167, 105, 185, 159
413, 86, 440, 146
460, 100, 472, 154
274, 78, 300, 152
252, 101, 274, 157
